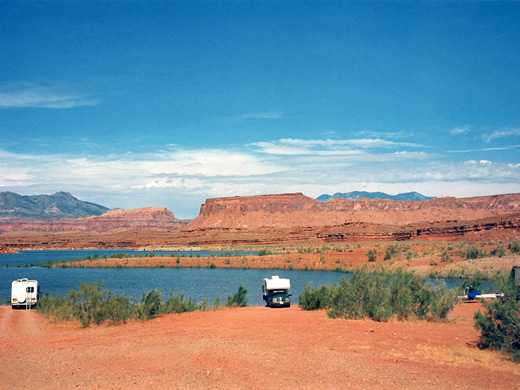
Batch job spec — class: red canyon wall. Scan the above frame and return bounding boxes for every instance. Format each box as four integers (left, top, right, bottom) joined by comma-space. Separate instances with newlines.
185, 193, 520, 230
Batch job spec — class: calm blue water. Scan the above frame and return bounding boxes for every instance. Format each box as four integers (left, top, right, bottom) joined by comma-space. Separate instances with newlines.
0, 250, 347, 306
0, 266, 348, 306
0, 250, 484, 306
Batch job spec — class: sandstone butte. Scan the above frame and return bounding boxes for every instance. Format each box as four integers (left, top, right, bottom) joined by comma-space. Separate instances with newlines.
0, 207, 190, 234
184, 192, 520, 230
1, 192, 520, 238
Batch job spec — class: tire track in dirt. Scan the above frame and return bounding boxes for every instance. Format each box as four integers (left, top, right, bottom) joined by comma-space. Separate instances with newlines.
0, 306, 45, 336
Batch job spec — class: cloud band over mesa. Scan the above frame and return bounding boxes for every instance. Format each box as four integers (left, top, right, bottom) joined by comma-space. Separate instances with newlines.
0, 140, 519, 196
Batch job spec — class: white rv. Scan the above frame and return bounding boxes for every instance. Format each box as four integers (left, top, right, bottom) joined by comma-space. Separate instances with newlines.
262, 275, 291, 308
11, 278, 40, 309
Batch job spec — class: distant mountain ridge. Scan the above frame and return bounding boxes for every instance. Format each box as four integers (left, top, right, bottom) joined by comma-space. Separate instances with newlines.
316, 191, 435, 202
0, 191, 109, 220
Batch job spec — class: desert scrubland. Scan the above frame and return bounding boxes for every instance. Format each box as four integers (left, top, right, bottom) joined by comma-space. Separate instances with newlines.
1, 193, 520, 389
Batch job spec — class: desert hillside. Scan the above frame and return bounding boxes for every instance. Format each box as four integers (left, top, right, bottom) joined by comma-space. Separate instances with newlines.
185, 192, 520, 230
0, 207, 190, 234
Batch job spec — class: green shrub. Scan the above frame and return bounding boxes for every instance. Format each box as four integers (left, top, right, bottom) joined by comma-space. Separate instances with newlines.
430, 285, 458, 319
102, 295, 137, 325
474, 272, 520, 363
140, 289, 161, 320
298, 283, 330, 310
440, 251, 452, 263
68, 281, 107, 327
490, 245, 506, 258
161, 292, 203, 314
309, 267, 457, 322
367, 249, 377, 262
36, 282, 215, 327
465, 246, 481, 259
508, 239, 520, 253
37, 294, 75, 323
213, 297, 223, 309
384, 245, 397, 261
328, 268, 392, 321
226, 285, 248, 307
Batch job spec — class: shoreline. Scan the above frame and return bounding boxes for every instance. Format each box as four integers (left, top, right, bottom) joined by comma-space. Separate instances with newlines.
3, 240, 520, 279
21, 253, 520, 280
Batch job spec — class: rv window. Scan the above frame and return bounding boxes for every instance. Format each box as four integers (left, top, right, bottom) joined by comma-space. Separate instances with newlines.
26, 287, 34, 293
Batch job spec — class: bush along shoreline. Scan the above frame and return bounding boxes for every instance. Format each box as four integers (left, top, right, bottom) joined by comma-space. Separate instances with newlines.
473, 270, 520, 363
36, 281, 248, 327
298, 267, 458, 322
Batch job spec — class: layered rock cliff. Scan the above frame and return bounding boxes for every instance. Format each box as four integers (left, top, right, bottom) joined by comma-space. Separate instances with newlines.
185, 192, 520, 230
0, 207, 190, 234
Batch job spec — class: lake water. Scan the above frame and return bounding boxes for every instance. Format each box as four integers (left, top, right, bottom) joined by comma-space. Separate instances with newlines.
0, 250, 477, 306
0, 250, 347, 306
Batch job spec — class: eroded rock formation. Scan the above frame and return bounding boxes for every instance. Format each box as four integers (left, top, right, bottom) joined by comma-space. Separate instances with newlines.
185, 192, 520, 230
0, 207, 190, 234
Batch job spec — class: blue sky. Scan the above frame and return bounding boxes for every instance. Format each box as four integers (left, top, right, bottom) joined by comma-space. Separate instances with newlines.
1, 1, 520, 218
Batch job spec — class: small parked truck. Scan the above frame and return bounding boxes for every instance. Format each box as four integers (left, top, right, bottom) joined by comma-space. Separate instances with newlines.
262, 275, 291, 308
11, 278, 40, 309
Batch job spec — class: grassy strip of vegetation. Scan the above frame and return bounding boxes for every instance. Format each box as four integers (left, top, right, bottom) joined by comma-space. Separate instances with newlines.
298, 267, 458, 322
428, 267, 496, 280
36, 281, 248, 327
5, 249, 279, 268
474, 270, 520, 363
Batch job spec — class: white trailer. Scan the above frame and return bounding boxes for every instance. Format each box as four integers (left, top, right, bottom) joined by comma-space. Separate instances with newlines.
262, 276, 291, 308
11, 278, 40, 309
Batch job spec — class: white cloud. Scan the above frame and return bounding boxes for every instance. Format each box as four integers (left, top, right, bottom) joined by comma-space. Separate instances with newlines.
133, 149, 282, 177
252, 138, 422, 156
465, 160, 492, 166
450, 126, 471, 135
221, 112, 282, 122
448, 145, 520, 153
484, 128, 520, 143
132, 177, 206, 190
1, 138, 519, 218
0, 84, 98, 109
0, 147, 284, 193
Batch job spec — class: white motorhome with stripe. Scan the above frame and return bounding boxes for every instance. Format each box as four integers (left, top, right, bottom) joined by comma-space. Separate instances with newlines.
11, 278, 40, 309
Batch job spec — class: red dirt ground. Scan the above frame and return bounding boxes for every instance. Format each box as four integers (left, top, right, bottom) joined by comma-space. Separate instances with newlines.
0, 303, 518, 390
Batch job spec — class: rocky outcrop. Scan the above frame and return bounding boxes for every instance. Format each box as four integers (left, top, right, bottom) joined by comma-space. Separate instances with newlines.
315, 213, 520, 242
0, 207, 190, 234
185, 192, 520, 230
185, 193, 319, 229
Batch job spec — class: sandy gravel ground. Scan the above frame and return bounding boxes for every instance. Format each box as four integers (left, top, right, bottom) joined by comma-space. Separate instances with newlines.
0, 303, 519, 390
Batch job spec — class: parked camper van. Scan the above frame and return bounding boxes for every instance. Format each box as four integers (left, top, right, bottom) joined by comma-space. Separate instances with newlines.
11, 278, 40, 309
262, 276, 291, 308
